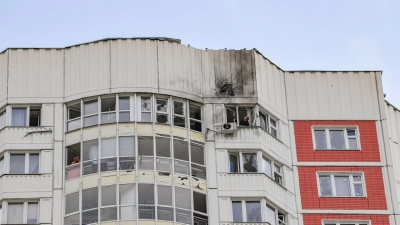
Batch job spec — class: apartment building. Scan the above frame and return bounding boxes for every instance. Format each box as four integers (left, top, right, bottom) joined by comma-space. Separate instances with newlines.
0, 37, 399, 225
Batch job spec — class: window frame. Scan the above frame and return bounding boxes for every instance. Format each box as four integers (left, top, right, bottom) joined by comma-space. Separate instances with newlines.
83, 98, 99, 128
230, 199, 286, 224
66, 101, 82, 132
10, 105, 41, 127
138, 95, 153, 122
322, 220, 370, 225
259, 109, 279, 138
155, 97, 170, 124
8, 152, 40, 174
189, 102, 202, 133
317, 172, 367, 197
118, 95, 132, 123
100, 96, 117, 125
261, 155, 283, 186
172, 99, 186, 128
5, 201, 39, 224
228, 150, 259, 173
225, 105, 254, 126
312, 126, 361, 150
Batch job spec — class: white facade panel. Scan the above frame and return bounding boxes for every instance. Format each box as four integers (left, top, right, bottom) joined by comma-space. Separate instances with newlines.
254, 54, 288, 122
7, 49, 64, 101
40, 103, 54, 127
0, 174, 52, 199
110, 39, 158, 92
65, 41, 110, 99
285, 71, 380, 120
40, 150, 53, 174
0, 127, 53, 152
39, 198, 52, 223
0, 52, 7, 107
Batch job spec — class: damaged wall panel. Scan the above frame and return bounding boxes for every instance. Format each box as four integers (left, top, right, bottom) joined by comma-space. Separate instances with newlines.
203, 50, 256, 99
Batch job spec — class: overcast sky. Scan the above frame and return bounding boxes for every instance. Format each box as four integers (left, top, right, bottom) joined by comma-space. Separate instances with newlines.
1, 0, 399, 107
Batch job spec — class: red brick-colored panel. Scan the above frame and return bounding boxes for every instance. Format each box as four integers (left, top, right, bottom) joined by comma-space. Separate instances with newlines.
303, 214, 389, 225
299, 167, 387, 210
294, 121, 380, 162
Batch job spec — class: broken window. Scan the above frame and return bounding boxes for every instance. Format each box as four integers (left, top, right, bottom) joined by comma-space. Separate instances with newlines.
226, 105, 254, 126
82, 209, 98, 224
101, 96, 116, 124
119, 96, 130, 122
242, 153, 257, 172
313, 128, 360, 150
194, 213, 208, 225
173, 100, 186, 128
189, 102, 202, 132
156, 98, 169, 124
83, 100, 98, 127
140, 96, 152, 122
67, 102, 81, 131
191, 163, 206, 180
0, 110, 5, 130
318, 174, 365, 197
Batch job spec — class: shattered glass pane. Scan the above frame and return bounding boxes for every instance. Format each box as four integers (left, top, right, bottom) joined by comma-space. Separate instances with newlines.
141, 97, 151, 111
157, 99, 168, 112
319, 175, 332, 196
242, 153, 258, 172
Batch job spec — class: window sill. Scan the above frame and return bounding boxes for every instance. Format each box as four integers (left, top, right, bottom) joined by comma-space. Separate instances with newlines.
314, 149, 361, 151
319, 195, 366, 198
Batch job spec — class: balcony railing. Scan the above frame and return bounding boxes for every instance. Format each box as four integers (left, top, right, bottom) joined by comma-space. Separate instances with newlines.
215, 127, 291, 166
217, 173, 296, 215
0, 127, 53, 151
0, 174, 52, 199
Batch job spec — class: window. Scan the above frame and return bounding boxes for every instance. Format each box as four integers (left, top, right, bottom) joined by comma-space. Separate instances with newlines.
67, 102, 81, 131
65, 192, 79, 215
191, 143, 206, 179
119, 96, 130, 122
226, 106, 253, 126
266, 203, 286, 225
173, 100, 186, 128
11, 106, 41, 127
175, 187, 191, 210
82, 139, 99, 175
66, 143, 81, 180
138, 184, 155, 219
262, 156, 283, 185
100, 138, 117, 172
193, 191, 207, 214
0, 110, 6, 130
83, 100, 98, 127
156, 98, 169, 124
260, 111, 278, 138
101, 96, 116, 124
101, 185, 117, 222
231, 201, 261, 222
189, 103, 202, 132
323, 221, 369, 225
140, 96, 152, 122
119, 184, 136, 220
318, 174, 366, 197
9, 153, 39, 174
6, 202, 38, 224
229, 151, 258, 173
313, 127, 360, 150
119, 136, 135, 171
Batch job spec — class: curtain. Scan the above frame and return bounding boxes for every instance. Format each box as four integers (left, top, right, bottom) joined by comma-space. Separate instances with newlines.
89, 144, 98, 160
27, 203, 38, 224
29, 154, 39, 174
7, 203, 23, 224
10, 154, 25, 174
12, 108, 26, 126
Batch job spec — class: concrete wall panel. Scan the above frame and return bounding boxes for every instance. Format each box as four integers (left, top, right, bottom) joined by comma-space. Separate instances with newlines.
0, 52, 7, 107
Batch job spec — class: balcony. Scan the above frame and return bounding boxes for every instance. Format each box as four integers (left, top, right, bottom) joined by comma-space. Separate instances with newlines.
217, 173, 296, 215
0, 127, 53, 152
215, 127, 291, 166
0, 174, 52, 199
221, 223, 270, 225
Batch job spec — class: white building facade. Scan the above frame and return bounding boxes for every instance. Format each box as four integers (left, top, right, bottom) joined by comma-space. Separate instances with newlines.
0, 37, 398, 225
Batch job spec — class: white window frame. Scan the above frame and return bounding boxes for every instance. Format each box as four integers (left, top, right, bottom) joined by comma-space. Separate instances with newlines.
8, 152, 40, 174
317, 172, 367, 197
100, 96, 117, 124
117, 95, 133, 122
189, 101, 202, 132
259, 110, 279, 138
312, 126, 361, 150
323, 220, 370, 225
155, 97, 170, 124
262, 155, 284, 186
172, 99, 186, 128
230, 199, 287, 224
138, 95, 153, 122
83, 98, 99, 127
225, 105, 254, 126
66, 101, 82, 132
10, 105, 41, 127
266, 202, 287, 225
4, 201, 39, 224
231, 199, 262, 223
228, 151, 259, 173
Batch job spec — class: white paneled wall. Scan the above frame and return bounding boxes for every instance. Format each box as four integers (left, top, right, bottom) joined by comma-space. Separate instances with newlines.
0, 51, 7, 106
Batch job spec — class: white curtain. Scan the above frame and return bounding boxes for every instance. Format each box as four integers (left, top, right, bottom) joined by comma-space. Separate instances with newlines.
12, 108, 26, 126
101, 138, 116, 157
27, 203, 38, 224
89, 144, 98, 160
10, 154, 25, 174
7, 203, 23, 224
29, 154, 39, 174
120, 184, 135, 205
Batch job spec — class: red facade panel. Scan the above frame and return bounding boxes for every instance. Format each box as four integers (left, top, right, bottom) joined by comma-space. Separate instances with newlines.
294, 120, 380, 162
303, 214, 389, 225
298, 166, 387, 210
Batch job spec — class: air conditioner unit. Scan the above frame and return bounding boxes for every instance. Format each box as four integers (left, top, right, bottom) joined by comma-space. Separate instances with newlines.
221, 122, 237, 134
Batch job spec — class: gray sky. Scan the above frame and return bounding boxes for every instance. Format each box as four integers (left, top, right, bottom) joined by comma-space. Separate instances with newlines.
1, 0, 399, 107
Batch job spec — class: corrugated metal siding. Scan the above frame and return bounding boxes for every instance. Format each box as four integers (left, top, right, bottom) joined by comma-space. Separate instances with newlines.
110, 39, 158, 90
203, 50, 256, 98
7, 49, 63, 99
254, 53, 288, 121
65, 40, 110, 98
285, 71, 380, 120
0, 52, 7, 106
158, 41, 203, 98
